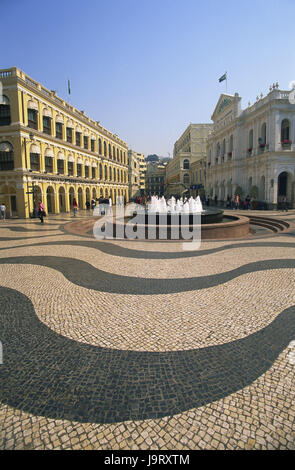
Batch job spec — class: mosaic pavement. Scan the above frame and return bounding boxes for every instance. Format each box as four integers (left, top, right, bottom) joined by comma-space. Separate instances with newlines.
0, 211, 295, 450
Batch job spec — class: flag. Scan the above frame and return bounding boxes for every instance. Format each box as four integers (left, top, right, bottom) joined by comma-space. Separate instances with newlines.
219, 73, 227, 83
68, 79, 71, 95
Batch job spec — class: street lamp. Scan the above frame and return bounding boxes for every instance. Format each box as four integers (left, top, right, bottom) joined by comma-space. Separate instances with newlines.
23, 132, 38, 218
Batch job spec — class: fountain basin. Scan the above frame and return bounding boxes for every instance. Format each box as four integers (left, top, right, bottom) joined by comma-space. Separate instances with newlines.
112, 212, 250, 240
132, 209, 224, 225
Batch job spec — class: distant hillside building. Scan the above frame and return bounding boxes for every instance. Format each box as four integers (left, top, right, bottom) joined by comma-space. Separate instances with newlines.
145, 161, 166, 196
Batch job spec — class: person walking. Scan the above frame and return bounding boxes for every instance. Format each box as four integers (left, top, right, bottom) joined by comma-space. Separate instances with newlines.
234, 194, 240, 210
282, 195, 288, 212
246, 195, 251, 210
0, 202, 6, 220
73, 198, 78, 217
37, 200, 46, 224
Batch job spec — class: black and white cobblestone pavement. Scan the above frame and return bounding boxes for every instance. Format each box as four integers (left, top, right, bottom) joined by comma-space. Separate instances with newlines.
0, 210, 294, 450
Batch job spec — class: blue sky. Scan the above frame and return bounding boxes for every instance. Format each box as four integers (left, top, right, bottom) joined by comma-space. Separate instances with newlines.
2, 0, 295, 157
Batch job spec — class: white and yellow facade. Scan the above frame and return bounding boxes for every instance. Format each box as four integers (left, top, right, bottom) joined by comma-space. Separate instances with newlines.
0, 67, 129, 218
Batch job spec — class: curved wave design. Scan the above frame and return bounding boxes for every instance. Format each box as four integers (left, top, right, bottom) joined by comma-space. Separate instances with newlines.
2, 239, 295, 260
0, 286, 294, 424
1, 256, 295, 295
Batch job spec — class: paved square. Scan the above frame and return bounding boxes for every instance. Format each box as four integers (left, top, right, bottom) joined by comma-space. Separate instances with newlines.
0, 211, 295, 450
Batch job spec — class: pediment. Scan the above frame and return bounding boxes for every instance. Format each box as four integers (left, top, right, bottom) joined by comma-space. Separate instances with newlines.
211, 94, 235, 121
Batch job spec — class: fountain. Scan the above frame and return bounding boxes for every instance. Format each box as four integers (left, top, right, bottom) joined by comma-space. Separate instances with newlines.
120, 194, 250, 240
145, 195, 223, 224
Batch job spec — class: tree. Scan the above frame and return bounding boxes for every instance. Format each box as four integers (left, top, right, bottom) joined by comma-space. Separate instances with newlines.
234, 185, 244, 198
249, 185, 259, 200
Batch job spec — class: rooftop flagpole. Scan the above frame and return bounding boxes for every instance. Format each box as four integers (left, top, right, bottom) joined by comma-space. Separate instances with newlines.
67, 78, 71, 103
218, 72, 227, 92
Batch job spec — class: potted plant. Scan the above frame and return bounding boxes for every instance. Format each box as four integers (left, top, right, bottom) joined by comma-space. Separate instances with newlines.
281, 139, 292, 148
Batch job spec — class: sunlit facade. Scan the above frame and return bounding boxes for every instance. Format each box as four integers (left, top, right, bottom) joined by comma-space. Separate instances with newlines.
0, 67, 129, 218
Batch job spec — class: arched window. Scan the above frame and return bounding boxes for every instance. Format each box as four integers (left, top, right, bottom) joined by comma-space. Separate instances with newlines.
183, 159, 190, 169
183, 173, 190, 184
99, 163, 102, 179
117, 149, 119, 161
27, 106, 38, 130
98, 138, 102, 154
29, 144, 41, 172
104, 142, 107, 157
104, 165, 108, 180
0, 95, 11, 126
108, 143, 111, 158
113, 146, 115, 160
120, 150, 122, 162
117, 168, 120, 181
113, 167, 116, 181
281, 119, 290, 142
0, 141, 14, 170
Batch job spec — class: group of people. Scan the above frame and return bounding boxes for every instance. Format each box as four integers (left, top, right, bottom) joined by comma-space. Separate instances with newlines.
204, 194, 252, 210
3, 190, 290, 224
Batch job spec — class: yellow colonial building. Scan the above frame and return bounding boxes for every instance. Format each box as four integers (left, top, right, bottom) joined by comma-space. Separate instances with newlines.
0, 67, 129, 218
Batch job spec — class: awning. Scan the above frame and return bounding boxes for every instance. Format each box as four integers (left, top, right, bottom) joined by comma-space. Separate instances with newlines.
1, 95, 10, 105
55, 115, 64, 123
43, 108, 52, 118
27, 100, 38, 111
57, 151, 65, 160
0, 142, 13, 152
30, 144, 41, 154
45, 148, 54, 158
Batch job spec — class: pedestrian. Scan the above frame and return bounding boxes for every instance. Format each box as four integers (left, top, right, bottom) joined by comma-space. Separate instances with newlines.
282, 195, 288, 212
0, 202, 6, 220
214, 195, 218, 206
73, 198, 78, 217
234, 194, 239, 210
246, 195, 251, 210
37, 200, 46, 224
86, 200, 90, 211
